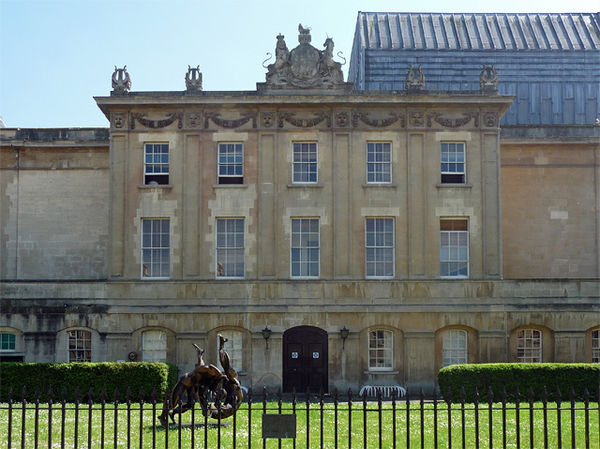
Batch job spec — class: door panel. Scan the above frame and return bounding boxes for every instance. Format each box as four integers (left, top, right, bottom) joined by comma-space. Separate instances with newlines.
283, 326, 328, 393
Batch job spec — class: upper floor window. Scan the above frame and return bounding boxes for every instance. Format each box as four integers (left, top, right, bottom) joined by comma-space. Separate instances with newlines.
68, 330, 91, 362
218, 143, 243, 184
143, 330, 167, 362
442, 329, 468, 367
441, 142, 465, 184
367, 142, 391, 183
291, 218, 319, 278
218, 330, 243, 371
0, 332, 16, 351
142, 218, 170, 279
592, 329, 599, 363
292, 142, 317, 183
144, 143, 169, 185
368, 329, 393, 371
517, 329, 542, 363
365, 217, 394, 278
440, 219, 469, 278
216, 218, 244, 278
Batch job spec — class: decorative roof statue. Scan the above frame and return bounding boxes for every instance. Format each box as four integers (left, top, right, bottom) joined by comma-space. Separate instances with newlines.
405, 65, 425, 91
264, 24, 346, 89
111, 66, 131, 94
185, 65, 203, 92
480, 65, 498, 93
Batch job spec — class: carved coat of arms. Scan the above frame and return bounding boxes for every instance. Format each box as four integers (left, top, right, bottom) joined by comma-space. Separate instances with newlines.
264, 24, 345, 89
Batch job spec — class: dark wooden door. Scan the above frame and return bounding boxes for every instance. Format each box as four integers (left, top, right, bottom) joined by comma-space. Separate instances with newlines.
283, 326, 328, 393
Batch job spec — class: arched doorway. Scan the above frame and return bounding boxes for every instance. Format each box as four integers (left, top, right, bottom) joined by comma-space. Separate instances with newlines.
282, 326, 328, 393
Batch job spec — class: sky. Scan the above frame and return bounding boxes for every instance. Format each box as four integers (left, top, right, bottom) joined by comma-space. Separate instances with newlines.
0, 0, 598, 128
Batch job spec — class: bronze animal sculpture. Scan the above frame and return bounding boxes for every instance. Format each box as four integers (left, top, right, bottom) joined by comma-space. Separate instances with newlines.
158, 335, 243, 426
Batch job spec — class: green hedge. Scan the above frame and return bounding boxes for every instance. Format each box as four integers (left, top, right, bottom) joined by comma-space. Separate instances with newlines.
438, 363, 600, 402
0, 362, 179, 402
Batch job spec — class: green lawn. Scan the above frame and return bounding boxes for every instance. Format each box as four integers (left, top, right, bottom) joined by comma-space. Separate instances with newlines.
1, 400, 598, 448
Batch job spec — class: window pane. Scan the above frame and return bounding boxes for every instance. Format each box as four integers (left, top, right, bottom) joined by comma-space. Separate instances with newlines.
291, 218, 319, 277
365, 218, 394, 277
68, 330, 91, 362
216, 218, 245, 278
142, 219, 170, 278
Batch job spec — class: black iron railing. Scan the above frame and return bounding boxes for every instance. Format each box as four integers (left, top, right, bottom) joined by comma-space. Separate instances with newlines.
1, 386, 599, 448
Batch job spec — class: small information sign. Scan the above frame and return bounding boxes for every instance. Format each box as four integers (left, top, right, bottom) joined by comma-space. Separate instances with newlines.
262, 414, 297, 439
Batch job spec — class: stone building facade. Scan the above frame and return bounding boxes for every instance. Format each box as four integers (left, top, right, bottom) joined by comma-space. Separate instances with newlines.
1, 17, 599, 393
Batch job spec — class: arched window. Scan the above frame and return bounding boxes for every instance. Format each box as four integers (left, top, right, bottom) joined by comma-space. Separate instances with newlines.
442, 329, 468, 367
368, 329, 393, 370
593, 329, 599, 363
68, 330, 91, 362
517, 329, 542, 363
0, 332, 16, 352
142, 330, 167, 362
217, 330, 243, 371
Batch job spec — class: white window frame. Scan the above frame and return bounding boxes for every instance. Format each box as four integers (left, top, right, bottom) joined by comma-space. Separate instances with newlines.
0, 332, 16, 352
218, 143, 244, 184
442, 329, 468, 367
440, 219, 469, 278
142, 330, 167, 362
68, 329, 91, 362
141, 218, 170, 279
144, 143, 169, 185
290, 218, 320, 278
216, 218, 245, 279
517, 329, 542, 363
366, 142, 392, 184
592, 329, 599, 363
368, 329, 393, 371
217, 330, 243, 371
365, 217, 395, 278
441, 142, 466, 184
292, 142, 318, 184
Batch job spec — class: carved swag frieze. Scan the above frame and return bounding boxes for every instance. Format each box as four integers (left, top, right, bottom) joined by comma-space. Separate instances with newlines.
130, 113, 183, 130
278, 112, 331, 128
204, 112, 257, 129
351, 111, 405, 128
426, 112, 479, 128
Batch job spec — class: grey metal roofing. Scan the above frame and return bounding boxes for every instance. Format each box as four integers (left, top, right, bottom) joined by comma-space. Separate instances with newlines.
354, 12, 600, 51
349, 12, 600, 125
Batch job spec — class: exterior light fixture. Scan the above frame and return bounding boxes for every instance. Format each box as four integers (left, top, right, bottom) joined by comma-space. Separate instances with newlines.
340, 326, 350, 350
262, 326, 272, 349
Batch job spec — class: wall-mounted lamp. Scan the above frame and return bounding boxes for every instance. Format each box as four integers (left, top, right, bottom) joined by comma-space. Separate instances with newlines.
340, 326, 350, 350
262, 326, 272, 349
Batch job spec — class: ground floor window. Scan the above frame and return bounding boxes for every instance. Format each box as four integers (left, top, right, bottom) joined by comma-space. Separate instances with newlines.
592, 329, 599, 363
143, 330, 167, 362
442, 329, 467, 367
368, 329, 393, 370
517, 329, 542, 363
68, 330, 91, 362
0, 332, 16, 351
218, 330, 243, 371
